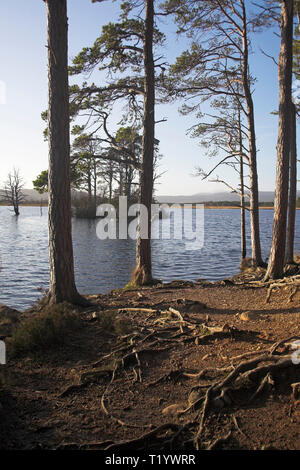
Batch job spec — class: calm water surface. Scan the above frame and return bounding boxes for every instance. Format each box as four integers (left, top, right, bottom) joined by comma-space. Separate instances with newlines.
0, 206, 299, 310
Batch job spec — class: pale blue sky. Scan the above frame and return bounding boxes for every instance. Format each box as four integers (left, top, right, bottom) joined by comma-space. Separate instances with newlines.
0, 0, 297, 196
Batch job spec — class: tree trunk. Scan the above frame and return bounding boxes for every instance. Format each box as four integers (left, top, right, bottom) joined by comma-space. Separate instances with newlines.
265, 0, 294, 280
46, 0, 86, 305
93, 159, 97, 212
286, 102, 297, 264
238, 110, 246, 259
241, 0, 263, 266
14, 204, 20, 217
133, 0, 155, 285
87, 160, 92, 204
109, 170, 113, 203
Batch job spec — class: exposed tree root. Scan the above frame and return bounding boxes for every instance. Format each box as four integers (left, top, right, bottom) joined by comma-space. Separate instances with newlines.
248, 373, 274, 403
207, 431, 232, 450
118, 307, 157, 314
270, 335, 300, 355
55, 300, 300, 451
58, 382, 90, 398
241, 274, 300, 303
104, 423, 183, 451
192, 352, 298, 449
100, 364, 152, 430
231, 415, 249, 441
56, 440, 115, 450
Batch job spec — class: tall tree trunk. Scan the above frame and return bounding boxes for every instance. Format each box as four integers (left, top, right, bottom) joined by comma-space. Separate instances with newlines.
109, 170, 113, 203
119, 169, 124, 196
87, 160, 92, 204
93, 159, 97, 212
46, 0, 86, 305
265, 0, 294, 280
286, 102, 297, 264
133, 0, 155, 285
238, 110, 246, 259
240, 159, 246, 260
241, 0, 263, 266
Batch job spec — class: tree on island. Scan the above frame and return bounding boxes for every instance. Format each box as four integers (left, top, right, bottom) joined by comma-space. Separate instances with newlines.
1, 168, 25, 216
32, 170, 48, 194
70, 0, 164, 285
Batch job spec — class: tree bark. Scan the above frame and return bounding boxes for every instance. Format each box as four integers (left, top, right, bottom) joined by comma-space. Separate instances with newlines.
133, 0, 155, 285
93, 159, 97, 212
238, 110, 247, 260
240, 0, 263, 266
46, 0, 86, 304
285, 102, 297, 264
265, 0, 294, 279
87, 160, 92, 204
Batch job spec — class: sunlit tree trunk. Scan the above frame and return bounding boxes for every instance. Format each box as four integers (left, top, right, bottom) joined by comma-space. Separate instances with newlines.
240, 0, 262, 266
133, 0, 155, 285
265, 0, 294, 280
87, 159, 92, 204
93, 159, 97, 212
238, 110, 247, 260
46, 0, 86, 304
286, 101, 297, 264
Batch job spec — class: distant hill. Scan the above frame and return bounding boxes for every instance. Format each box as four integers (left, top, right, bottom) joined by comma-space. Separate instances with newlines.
21, 189, 84, 202
156, 191, 300, 204
16, 188, 300, 204
23, 189, 49, 201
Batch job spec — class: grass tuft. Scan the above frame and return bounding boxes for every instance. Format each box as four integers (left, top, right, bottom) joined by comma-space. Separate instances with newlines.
98, 310, 133, 336
9, 303, 80, 357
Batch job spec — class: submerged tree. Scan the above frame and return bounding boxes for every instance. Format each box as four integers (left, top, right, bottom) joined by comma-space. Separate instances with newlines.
1, 168, 25, 216
45, 0, 86, 305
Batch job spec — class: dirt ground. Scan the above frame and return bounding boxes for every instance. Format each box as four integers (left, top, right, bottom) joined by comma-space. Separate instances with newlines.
1, 278, 300, 451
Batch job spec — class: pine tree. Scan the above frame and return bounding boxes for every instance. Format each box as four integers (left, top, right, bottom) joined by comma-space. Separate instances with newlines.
163, 0, 263, 266
70, 0, 165, 285
45, 0, 87, 305
265, 0, 294, 279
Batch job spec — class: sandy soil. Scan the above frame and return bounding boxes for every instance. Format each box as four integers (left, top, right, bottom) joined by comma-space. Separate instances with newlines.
1, 279, 300, 451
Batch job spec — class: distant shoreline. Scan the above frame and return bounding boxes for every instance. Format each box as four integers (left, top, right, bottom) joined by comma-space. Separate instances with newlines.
0, 203, 299, 210
204, 206, 274, 210
160, 204, 277, 210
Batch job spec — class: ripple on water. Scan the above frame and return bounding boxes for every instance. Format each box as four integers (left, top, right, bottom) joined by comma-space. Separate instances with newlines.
0, 206, 299, 309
